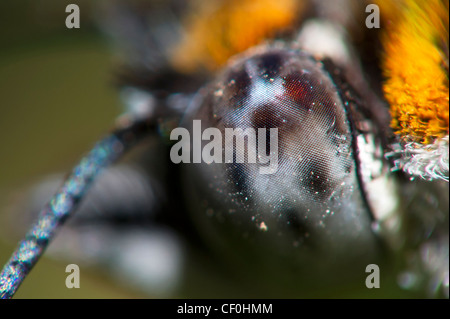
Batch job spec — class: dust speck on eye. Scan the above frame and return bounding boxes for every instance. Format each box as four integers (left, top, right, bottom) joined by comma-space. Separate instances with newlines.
259, 221, 268, 231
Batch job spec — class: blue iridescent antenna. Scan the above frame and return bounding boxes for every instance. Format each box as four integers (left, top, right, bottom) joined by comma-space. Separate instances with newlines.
0, 118, 155, 299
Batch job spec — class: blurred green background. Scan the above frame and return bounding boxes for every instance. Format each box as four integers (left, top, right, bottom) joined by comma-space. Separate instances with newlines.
0, 0, 147, 298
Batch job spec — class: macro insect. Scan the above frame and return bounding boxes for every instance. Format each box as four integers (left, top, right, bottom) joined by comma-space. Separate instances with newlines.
0, 0, 448, 298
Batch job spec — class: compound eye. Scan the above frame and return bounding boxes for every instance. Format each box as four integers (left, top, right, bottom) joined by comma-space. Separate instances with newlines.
184, 46, 381, 262
226, 68, 252, 103
282, 71, 316, 111
192, 48, 355, 205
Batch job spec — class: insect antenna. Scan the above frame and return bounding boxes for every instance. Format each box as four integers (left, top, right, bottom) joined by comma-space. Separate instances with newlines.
0, 116, 156, 299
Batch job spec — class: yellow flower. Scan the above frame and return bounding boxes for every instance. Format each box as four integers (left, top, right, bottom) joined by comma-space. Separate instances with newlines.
380, 0, 449, 144
170, 0, 304, 72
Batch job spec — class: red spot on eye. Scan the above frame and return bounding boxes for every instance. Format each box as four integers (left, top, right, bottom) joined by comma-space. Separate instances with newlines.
283, 72, 314, 110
